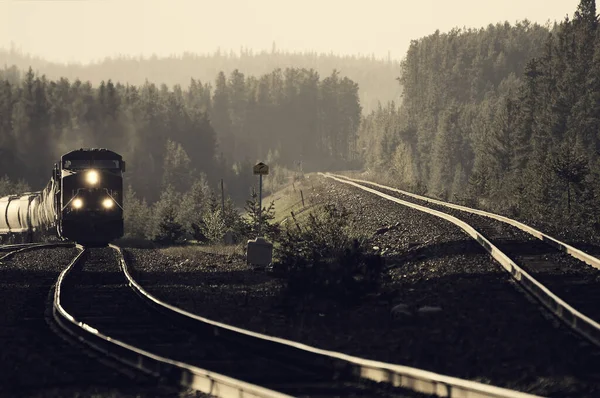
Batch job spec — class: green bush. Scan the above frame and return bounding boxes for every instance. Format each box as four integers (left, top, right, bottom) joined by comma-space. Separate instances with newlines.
123, 177, 251, 245
124, 185, 151, 239
153, 206, 186, 245
244, 187, 280, 241
202, 209, 227, 243
275, 203, 382, 303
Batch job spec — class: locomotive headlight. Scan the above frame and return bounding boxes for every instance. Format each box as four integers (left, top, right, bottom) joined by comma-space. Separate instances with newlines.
72, 198, 84, 209
86, 170, 99, 185
102, 198, 114, 209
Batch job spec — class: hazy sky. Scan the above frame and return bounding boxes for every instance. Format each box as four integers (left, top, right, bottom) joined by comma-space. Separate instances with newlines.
0, 0, 580, 64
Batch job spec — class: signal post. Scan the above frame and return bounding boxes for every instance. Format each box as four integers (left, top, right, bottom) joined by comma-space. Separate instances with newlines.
246, 162, 273, 267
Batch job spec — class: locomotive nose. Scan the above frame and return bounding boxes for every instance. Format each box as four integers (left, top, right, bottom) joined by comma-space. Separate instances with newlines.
69, 190, 119, 212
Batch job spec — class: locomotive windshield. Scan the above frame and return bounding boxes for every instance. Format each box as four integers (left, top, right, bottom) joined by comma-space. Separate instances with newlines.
63, 159, 121, 170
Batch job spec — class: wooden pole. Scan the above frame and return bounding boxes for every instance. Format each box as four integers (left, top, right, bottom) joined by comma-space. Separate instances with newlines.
220, 179, 225, 214
258, 174, 263, 236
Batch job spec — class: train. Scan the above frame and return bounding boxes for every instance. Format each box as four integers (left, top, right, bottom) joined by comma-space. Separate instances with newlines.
0, 148, 125, 246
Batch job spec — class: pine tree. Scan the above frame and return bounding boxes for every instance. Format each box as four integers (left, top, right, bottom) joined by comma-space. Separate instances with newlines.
154, 206, 186, 245
551, 143, 590, 213
123, 185, 151, 239
244, 187, 278, 240
428, 106, 463, 198
161, 139, 193, 193
488, 96, 516, 176
149, 185, 184, 244
512, 58, 541, 171
176, 176, 211, 240
228, 69, 247, 161
212, 71, 232, 161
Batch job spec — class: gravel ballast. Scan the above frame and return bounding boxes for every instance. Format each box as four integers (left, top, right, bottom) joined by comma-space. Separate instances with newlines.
345, 177, 600, 324
125, 176, 600, 398
0, 246, 191, 398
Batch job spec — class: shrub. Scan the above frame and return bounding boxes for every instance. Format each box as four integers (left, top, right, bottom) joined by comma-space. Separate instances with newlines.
153, 206, 186, 245
202, 209, 227, 243
149, 185, 186, 245
244, 187, 279, 241
122, 177, 247, 245
124, 185, 151, 239
275, 203, 382, 303
176, 177, 211, 240
222, 197, 247, 243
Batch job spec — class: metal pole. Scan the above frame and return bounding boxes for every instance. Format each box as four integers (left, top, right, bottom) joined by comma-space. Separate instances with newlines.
258, 174, 263, 237
220, 179, 225, 214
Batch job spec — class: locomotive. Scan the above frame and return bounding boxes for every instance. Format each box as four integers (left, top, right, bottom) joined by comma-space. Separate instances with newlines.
0, 149, 125, 245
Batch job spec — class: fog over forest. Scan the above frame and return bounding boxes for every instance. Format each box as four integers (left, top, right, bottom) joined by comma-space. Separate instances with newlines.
0, 48, 402, 115
0, 0, 578, 63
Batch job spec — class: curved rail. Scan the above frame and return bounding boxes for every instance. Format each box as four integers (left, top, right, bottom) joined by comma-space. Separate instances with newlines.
323, 174, 600, 350
52, 245, 291, 398
0, 242, 74, 262
0, 243, 44, 251
328, 173, 600, 270
114, 244, 540, 398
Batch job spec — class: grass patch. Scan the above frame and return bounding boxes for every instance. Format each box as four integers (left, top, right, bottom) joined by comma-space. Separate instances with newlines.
116, 237, 246, 259
263, 173, 325, 224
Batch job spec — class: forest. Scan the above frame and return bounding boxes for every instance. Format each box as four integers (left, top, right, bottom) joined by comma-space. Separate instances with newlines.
0, 67, 361, 204
0, 46, 400, 115
0, 64, 363, 241
2, 0, 600, 242
359, 0, 600, 238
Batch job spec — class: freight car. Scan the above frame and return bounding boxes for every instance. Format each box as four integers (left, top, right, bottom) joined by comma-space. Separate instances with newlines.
0, 148, 125, 245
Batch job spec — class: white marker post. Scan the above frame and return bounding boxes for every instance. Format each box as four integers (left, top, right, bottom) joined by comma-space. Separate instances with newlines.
247, 162, 272, 268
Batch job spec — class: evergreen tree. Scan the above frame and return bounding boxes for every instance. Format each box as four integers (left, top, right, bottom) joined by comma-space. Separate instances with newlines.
244, 187, 278, 240
176, 176, 211, 240
550, 143, 590, 213
149, 185, 184, 244
123, 185, 151, 239
212, 71, 232, 161
161, 139, 193, 193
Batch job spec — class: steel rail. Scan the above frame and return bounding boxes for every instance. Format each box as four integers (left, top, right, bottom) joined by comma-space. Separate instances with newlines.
113, 244, 541, 398
0, 242, 74, 262
328, 173, 600, 270
52, 244, 292, 398
0, 243, 44, 251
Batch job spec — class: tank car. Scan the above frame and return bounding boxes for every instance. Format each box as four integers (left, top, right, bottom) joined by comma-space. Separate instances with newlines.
0, 148, 126, 245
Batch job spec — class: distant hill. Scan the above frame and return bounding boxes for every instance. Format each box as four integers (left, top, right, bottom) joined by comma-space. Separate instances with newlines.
0, 47, 403, 113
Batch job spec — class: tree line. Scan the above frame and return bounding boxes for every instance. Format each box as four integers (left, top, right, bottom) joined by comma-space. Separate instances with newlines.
359, 1, 600, 238
0, 66, 361, 205
0, 45, 400, 114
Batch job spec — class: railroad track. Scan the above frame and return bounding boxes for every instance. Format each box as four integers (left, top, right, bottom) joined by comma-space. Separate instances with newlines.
0, 242, 74, 261
50, 244, 539, 398
324, 173, 600, 349
0, 243, 43, 251
53, 245, 415, 397
0, 244, 173, 397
